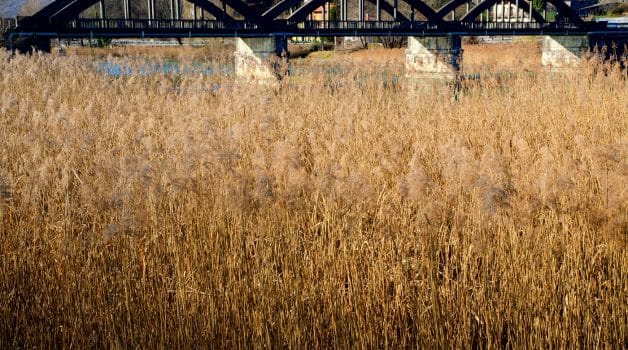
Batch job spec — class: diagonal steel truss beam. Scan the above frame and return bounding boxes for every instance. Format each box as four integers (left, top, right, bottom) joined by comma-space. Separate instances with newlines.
30, 0, 77, 19
436, 0, 468, 18
401, 0, 442, 23
264, 0, 409, 21
458, 0, 545, 23
287, 0, 440, 22
40, 0, 94, 20
262, 0, 301, 19
188, 0, 236, 23
546, 0, 584, 25
25, 0, 588, 28
220, 0, 265, 23
286, 0, 329, 22
31, 0, 248, 24
438, 0, 580, 25
376, 0, 409, 21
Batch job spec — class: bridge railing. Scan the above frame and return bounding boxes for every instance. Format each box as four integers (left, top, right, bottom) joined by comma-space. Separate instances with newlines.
461, 21, 608, 31
15, 19, 258, 31
12, 17, 610, 33
67, 19, 257, 31
290, 20, 608, 31
291, 20, 439, 30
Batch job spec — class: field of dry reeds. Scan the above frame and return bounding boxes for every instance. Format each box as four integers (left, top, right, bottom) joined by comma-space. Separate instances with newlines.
0, 46, 626, 348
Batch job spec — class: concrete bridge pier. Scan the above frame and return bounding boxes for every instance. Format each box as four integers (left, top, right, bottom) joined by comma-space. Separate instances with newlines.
405, 35, 462, 93
541, 36, 589, 70
234, 36, 289, 84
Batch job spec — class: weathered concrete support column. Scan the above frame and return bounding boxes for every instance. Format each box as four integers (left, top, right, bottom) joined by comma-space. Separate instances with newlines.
541, 36, 589, 70
405, 35, 462, 91
234, 36, 289, 83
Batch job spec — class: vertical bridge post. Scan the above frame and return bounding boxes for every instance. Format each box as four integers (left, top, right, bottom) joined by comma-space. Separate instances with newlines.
123, 0, 130, 20
98, 0, 105, 19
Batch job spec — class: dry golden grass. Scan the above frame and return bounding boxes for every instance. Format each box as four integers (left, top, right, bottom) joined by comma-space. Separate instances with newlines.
66, 40, 542, 74
0, 49, 626, 348
65, 39, 234, 61
295, 41, 541, 73
462, 40, 541, 72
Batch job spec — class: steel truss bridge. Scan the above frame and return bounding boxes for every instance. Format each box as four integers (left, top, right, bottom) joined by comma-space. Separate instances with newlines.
3, 0, 627, 51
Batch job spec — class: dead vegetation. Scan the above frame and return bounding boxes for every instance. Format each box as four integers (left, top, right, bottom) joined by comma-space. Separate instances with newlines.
0, 48, 626, 348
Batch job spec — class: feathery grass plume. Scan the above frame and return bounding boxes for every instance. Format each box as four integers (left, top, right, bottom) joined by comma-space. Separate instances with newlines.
589, 142, 628, 236
271, 139, 309, 202
439, 137, 479, 191
400, 147, 433, 202
474, 149, 514, 219
251, 148, 274, 203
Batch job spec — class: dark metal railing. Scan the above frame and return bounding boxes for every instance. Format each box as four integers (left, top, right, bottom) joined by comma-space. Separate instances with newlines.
11, 18, 612, 34
295, 20, 605, 31
67, 19, 257, 30
65, 19, 607, 31
459, 21, 594, 30
291, 20, 439, 30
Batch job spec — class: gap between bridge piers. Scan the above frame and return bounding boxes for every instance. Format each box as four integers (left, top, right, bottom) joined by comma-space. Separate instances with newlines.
7, 31, 621, 87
